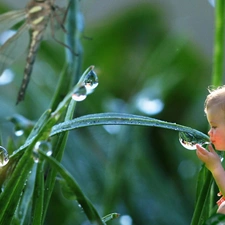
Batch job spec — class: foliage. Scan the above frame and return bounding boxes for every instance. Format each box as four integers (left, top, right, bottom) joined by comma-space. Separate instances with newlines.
0, 0, 223, 225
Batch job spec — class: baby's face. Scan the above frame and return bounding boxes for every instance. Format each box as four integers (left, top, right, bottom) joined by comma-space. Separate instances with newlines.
207, 106, 225, 150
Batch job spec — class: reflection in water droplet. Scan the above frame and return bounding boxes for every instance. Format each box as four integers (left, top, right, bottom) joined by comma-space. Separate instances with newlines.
84, 70, 98, 94
0, 146, 9, 167
179, 132, 210, 150
33, 141, 52, 163
72, 86, 87, 102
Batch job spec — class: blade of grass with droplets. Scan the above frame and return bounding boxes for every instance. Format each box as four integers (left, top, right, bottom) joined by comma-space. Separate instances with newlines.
42, 99, 77, 222
0, 108, 58, 224
50, 112, 209, 141
14, 165, 36, 225
11, 65, 97, 158
32, 163, 44, 225
0, 146, 34, 224
0, 96, 68, 223
39, 150, 106, 225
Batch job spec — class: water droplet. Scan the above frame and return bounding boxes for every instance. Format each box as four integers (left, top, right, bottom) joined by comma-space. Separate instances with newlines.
179, 132, 210, 150
72, 86, 87, 101
0, 146, 9, 167
33, 141, 52, 163
15, 128, 24, 136
84, 70, 98, 94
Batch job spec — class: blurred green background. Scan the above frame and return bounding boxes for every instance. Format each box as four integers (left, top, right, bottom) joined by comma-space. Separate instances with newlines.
0, 0, 216, 224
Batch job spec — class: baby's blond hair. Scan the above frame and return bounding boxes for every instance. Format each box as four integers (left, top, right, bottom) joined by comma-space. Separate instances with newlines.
205, 86, 225, 113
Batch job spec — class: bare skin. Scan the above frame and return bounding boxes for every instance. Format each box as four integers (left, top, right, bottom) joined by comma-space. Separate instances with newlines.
196, 105, 225, 213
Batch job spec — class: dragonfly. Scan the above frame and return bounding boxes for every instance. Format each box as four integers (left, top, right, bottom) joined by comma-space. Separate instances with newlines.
0, 0, 69, 104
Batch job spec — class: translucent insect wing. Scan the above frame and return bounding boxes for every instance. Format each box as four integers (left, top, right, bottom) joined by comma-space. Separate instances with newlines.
0, 23, 29, 75
0, 9, 26, 34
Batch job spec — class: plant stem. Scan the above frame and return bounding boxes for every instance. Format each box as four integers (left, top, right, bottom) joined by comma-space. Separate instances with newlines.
212, 0, 225, 86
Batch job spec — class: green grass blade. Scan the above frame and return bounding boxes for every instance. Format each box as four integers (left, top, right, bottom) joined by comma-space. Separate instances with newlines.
42, 100, 76, 221
190, 167, 213, 225
0, 148, 34, 224
50, 112, 209, 141
32, 163, 44, 225
212, 0, 225, 86
39, 151, 106, 225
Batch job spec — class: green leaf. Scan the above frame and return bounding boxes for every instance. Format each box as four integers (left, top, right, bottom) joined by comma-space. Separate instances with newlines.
50, 112, 208, 141
59, 178, 77, 200
191, 167, 213, 225
203, 213, 225, 225
39, 150, 106, 225
0, 147, 34, 224
32, 163, 44, 225
42, 99, 76, 221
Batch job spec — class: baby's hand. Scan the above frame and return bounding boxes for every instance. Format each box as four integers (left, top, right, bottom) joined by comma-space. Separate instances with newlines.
196, 144, 221, 172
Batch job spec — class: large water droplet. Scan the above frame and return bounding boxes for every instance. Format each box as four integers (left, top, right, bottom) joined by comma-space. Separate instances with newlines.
0, 146, 9, 167
72, 86, 87, 102
33, 141, 52, 163
179, 132, 210, 150
84, 70, 98, 94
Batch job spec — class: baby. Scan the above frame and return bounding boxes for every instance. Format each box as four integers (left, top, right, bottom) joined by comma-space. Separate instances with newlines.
196, 86, 225, 214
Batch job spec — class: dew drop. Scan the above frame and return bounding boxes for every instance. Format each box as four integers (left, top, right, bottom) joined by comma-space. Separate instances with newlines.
0, 146, 9, 167
33, 141, 52, 163
72, 86, 87, 101
15, 128, 24, 137
179, 132, 210, 150
84, 69, 98, 94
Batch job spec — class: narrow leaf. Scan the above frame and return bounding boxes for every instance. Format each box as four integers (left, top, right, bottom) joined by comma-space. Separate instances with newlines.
39, 151, 106, 225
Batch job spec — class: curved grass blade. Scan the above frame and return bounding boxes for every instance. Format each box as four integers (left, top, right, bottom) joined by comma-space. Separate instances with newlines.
39, 150, 106, 225
0, 9, 26, 34
12, 112, 209, 158
50, 112, 209, 142
0, 148, 34, 224
12, 164, 36, 225
32, 163, 44, 225
42, 100, 77, 221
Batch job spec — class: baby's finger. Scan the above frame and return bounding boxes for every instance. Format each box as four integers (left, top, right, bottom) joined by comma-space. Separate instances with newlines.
196, 144, 208, 157
208, 144, 215, 152
196, 144, 207, 153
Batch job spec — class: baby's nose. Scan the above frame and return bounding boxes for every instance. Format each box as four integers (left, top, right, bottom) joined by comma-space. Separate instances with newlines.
208, 129, 212, 136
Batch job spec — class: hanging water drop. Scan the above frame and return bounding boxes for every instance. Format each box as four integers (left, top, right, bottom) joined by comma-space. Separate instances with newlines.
15, 128, 24, 136
33, 141, 52, 163
0, 146, 9, 167
72, 85, 87, 102
84, 69, 98, 94
179, 132, 210, 150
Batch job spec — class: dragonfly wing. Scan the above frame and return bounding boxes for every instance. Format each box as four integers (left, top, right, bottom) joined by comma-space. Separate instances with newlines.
0, 23, 29, 75
0, 9, 26, 34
